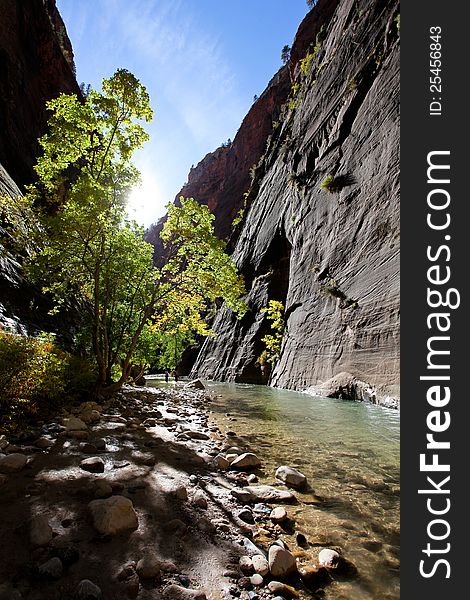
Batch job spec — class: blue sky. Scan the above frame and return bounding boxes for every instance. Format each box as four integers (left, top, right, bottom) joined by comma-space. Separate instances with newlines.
57, 0, 308, 226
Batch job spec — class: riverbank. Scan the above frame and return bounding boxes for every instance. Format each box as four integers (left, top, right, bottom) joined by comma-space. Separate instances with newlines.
0, 383, 394, 599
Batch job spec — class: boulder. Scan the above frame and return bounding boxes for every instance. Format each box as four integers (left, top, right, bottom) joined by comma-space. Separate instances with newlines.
268, 545, 297, 578
136, 554, 161, 578
88, 495, 138, 535
184, 379, 205, 390
275, 466, 307, 489
267, 581, 299, 598
230, 452, 261, 470
63, 416, 87, 431
239, 555, 254, 573
80, 457, 105, 473
79, 410, 101, 424
0, 453, 27, 473
30, 515, 53, 547
214, 454, 230, 470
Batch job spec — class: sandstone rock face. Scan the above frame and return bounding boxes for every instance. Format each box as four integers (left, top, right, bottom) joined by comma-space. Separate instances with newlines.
0, 0, 80, 188
191, 0, 400, 406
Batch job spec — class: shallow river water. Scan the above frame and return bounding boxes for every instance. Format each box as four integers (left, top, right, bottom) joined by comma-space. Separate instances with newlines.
150, 379, 400, 599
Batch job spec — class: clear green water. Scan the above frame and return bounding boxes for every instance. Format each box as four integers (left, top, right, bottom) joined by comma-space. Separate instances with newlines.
206, 382, 400, 600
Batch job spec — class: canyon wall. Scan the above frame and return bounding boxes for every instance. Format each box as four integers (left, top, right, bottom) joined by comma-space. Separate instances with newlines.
191, 0, 400, 405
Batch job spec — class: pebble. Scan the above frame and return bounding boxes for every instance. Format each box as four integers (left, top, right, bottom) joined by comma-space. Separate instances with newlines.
239, 555, 254, 573
270, 507, 288, 523
80, 457, 105, 473
275, 465, 307, 489
268, 545, 297, 578
237, 508, 254, 524
318, 548, 340, 567
192, 489, 208, 509
251, 554, 269, 576
249, 574, 263, 586
79, 442, 97, 454
63, 416, 87, 432
247, 474, 258, 483
267, 581, 299, 598
76, 579, 102, 599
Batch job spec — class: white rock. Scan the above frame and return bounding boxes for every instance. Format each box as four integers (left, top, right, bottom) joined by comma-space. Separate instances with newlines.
268, 545, 297, 578
252, 554, 269, 576
270, 507, 288, 523
275, 465, 307, 488
318, 548, 340, 567
63, 416, 87, 431
88, 495, 138, 535
0, 453, 27, 473
30, 514, 53, 547
230, 453, 261, 470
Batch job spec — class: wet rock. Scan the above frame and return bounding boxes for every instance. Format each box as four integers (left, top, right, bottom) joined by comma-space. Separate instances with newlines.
63, 416, 87, 431
275, 466, 307, 489
30, 515, 53, 547
0, 453, 27, 473
230, 453, 261, 470
295, 531, 308, 547
184, 379, 205, 390
270, 507, 288, 523
95, 438, 106, 450
233, 486, 295, 504
239, 556, 254, 574
136, 554, 161, 578
252, 554, 269, 576
88, 495, 138, 535
267, 581, 299, 598
268, 545, 297, 578
162, 584, 207, 599
318, 548, 340, 567
76, 579, 102, 599
299, 565, 331, 589
38, 556, 63, 579
80, 456, 105, 473
237, 508, 254, 524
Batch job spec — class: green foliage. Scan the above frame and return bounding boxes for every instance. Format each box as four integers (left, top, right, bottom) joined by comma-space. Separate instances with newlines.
395, 14, 400, 31
300, 52, 315, 77
0, 330, 95, 430
281, 44, 291, 65
0, 194, 39, 258
259, 300, 285, 366
320, 174, 338, 193
26, 70, 246, 394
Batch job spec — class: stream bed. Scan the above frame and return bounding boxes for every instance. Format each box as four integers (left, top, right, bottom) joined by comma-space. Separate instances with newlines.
148, 378, 400, 599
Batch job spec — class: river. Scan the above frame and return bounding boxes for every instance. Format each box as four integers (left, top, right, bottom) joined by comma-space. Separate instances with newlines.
150, 378, 400, 599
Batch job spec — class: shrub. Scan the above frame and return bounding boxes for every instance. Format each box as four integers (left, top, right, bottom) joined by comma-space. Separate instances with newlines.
300, 53, 315, 77
0, 330, 95, 430
320, 174, 338, 193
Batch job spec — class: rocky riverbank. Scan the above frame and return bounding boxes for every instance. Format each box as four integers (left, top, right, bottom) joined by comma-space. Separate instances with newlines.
0, 384, 355, 600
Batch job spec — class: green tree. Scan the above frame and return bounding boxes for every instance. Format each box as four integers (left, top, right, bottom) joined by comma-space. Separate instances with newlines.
27, 70, 246, 394
281, 44, 291, 64
259, 300, 285, 366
